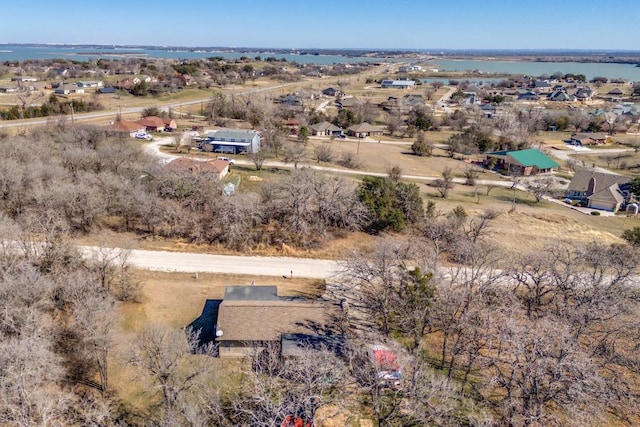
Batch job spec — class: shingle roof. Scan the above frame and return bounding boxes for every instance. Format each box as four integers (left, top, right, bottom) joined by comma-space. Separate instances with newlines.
348, 122, 383, 133
588, 183, 624, 205
108, 120, 144, 133
571, 132, 607, 142
216, 300, 332, 342
137, 116, 165, 128
165, 158, 229, 174
310, 121, 342, 132
567, 169, 629, 193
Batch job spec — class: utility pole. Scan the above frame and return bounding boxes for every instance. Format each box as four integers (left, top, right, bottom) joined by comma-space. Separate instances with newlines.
69, 101, 75, 125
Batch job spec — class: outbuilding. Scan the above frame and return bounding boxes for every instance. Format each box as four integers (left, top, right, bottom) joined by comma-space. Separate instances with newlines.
204, 128, 261, 154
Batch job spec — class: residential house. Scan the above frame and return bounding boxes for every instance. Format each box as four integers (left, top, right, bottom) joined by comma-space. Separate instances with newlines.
165, 158, 230, 180
380, 79, 416, 89
204, 128, 261, 154
566, 132, 608, 146
402, 94, 425, 110
114, 79, 135, 90
348, 122, 384, 138
177, 74, 196, 87
398, 65, 422, 73
54, 84, 85, 95
516, 91, 540, 101
607, 88, 624, 98
215, 286, 339, 357
107, 120, 146, 137
531, 80, 552, 93
162, 117, 177, 130
548, 90, 575, 102
310, 121, 343, 136
322, 87, 343, 97
53, 68, 70, 78
600, 122, 628, 134
0, 86, 18, 93
283, 118, 301, 135
574, 87, 593, 102
98, 87, 117, 94
336, 96, 362, 110
566, 169, 630, 212
484, 148, 559, 176
136, 116, 171, 132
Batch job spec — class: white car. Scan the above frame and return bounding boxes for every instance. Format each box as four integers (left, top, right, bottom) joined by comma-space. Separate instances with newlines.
134, 132, 152, 140
217, 156, 235, 164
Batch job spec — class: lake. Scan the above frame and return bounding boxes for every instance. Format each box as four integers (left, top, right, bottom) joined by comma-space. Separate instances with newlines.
2, 45, 640, 81
429, 59, 640, 81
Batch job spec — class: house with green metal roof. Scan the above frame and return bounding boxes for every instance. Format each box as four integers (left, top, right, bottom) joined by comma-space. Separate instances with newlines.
485, 148, 559, 176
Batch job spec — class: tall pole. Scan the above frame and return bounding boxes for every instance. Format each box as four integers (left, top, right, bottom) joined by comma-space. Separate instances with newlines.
69, 101, 75, 125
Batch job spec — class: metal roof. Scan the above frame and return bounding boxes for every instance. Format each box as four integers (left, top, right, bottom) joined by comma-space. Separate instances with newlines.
488, 148, 559, 169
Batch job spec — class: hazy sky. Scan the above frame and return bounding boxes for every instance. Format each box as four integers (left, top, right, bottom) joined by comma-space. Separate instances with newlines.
3, 0, 639, 50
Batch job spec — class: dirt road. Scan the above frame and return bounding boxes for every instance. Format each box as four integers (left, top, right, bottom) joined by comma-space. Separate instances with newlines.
81, 245, 338, 279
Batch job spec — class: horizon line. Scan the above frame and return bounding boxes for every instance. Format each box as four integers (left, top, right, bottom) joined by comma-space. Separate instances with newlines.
1, 43, 640, 53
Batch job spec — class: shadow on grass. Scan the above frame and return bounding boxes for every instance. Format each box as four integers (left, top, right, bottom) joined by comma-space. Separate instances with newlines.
495, 195, 546, 207
187, 299, 222, 353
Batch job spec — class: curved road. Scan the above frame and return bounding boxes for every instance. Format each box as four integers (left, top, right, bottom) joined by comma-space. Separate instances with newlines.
146, 137, 515, 187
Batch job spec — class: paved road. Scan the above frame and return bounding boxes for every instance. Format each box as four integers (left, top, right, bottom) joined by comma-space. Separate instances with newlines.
548, 145, 634, 174
0, 82, 302, 130
81, 245, 338, 279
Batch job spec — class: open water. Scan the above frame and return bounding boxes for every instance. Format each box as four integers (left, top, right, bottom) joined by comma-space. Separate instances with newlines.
1, 45, 640, 81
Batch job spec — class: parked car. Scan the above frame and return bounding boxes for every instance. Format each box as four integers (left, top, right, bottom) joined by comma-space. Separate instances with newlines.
217, 156, 235, 164
336, 134, 346, 139
134, 132, 152, 140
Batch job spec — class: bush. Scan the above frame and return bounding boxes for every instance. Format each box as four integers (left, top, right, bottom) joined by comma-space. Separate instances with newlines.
590, 211, 601, 216
338, 152, 360, 169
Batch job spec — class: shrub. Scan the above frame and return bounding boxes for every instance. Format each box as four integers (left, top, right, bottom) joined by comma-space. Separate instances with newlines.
338, 152, 360, 169
590, 211, 601, 216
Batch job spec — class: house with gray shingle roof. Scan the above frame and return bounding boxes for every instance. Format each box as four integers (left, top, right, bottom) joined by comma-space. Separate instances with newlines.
215, 286, 340, 357
566, 132, 608, 146
310, 121, 343, 136
566, 169, 630, 211
347, 122, 384, 138
548, 90, 575, 102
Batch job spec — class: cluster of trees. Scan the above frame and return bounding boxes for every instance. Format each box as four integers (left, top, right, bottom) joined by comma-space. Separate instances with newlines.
0, 93, 104, 120
0, 213, 140, 425
332, 207, 640, 426
0, 125, 390, 250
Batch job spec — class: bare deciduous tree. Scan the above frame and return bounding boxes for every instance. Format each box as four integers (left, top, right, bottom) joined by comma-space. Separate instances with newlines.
432, 167, 454, 198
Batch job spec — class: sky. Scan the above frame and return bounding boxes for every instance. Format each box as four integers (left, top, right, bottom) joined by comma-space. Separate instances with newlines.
2, 0, 639, 50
